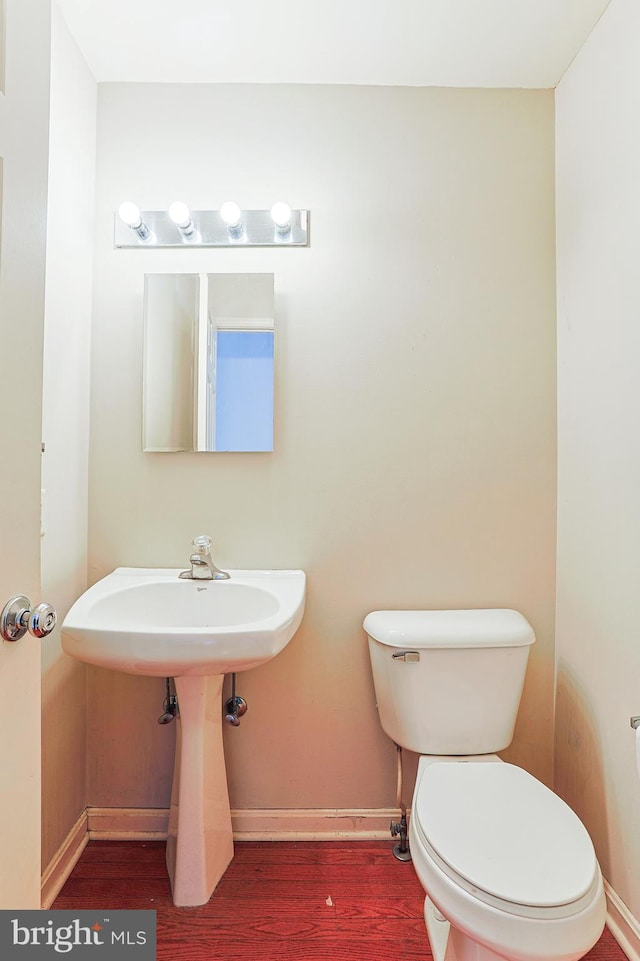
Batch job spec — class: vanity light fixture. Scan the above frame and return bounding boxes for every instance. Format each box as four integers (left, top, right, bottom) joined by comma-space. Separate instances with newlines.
114, 202, 309, 247
168, 201, 196, 239
118, 201, 151, 241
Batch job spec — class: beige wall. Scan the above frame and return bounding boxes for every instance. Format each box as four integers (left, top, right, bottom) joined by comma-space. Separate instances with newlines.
555, 0, 640, 926
87, 84, 557, 812
41, 6, 95, 868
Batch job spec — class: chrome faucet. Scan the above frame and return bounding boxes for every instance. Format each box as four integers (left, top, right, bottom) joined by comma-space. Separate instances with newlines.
179, 535, 230, 580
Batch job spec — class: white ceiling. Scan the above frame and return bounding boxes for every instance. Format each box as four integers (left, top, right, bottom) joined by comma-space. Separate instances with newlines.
56, 0, 611, 88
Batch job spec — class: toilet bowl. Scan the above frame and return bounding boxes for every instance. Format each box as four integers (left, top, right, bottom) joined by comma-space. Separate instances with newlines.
409, 755, 605, 961
364, 609, 607, 961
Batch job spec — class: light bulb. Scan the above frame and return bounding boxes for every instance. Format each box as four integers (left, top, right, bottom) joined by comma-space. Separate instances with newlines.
118, 201, 142, 228
168, 200, 196, 240
220, 201, 242, 229
270, 201, 292, 230
168, 201, 192, 229
118, 201, 150, 240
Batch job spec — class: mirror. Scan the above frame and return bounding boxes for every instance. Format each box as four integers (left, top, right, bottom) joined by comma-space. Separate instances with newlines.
143, 273, 274, 452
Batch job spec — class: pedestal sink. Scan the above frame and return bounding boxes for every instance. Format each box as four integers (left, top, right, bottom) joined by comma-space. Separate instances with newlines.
61, 567, 306, 906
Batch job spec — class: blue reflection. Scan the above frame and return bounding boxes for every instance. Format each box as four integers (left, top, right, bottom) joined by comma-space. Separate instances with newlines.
215, 331, 274, 451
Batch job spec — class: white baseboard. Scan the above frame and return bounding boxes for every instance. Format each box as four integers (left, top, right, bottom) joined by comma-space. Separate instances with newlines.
86, 806, 398, 841
231, 807, 398, 840
41, 810, 89, 909
605, 879, 640, 961
87, 807, 169, 839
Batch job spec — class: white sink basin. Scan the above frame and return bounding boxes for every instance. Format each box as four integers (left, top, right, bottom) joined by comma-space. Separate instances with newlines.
61, 567, 306, 676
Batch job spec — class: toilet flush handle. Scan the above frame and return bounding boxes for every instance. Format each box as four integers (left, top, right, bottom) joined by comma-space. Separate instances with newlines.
392, 651, 420, 663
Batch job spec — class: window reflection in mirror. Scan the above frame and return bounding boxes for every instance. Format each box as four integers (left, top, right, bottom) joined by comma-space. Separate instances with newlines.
215, 330, 274, 451
143, 273, 274, 452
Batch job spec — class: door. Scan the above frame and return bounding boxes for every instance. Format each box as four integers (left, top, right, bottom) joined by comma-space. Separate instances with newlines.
0, 0, 52, 907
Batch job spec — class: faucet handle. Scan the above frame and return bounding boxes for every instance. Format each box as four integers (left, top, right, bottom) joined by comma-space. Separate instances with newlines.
192, 534, 212, 553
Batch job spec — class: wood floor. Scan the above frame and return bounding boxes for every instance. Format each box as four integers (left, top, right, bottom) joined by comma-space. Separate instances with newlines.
53, 840, 627, 961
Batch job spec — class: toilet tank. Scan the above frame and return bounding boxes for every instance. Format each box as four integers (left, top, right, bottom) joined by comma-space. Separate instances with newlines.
365, 609, 535, 755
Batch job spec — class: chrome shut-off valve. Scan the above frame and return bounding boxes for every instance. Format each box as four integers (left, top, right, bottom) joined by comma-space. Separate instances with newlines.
224, 673, 248, 726
1, 595, 57, 641
158, 678, 179, 725
390, 812, 412, 862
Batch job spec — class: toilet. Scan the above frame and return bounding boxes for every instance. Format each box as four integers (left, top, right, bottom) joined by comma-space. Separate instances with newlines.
364, 609, 606, 961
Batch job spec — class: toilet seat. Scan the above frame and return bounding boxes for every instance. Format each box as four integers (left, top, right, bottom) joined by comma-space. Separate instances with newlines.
413, 760, 600, 920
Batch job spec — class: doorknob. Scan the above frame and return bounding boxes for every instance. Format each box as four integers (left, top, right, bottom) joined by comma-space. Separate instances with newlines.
1, 595, 57, 641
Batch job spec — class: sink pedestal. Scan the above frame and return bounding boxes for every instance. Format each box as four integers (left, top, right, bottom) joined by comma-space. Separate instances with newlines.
166, 674, 234, 907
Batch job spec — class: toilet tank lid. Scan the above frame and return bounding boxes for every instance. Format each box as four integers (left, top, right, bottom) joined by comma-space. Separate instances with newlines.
363, 609, 535, 649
